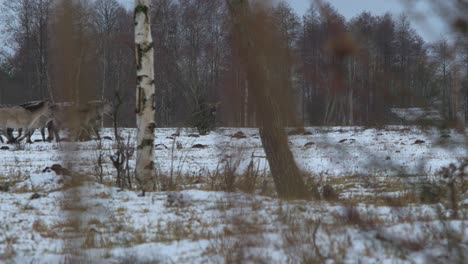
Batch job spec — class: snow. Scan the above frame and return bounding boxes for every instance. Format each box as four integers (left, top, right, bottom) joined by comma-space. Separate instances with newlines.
1, 126, 465, 180
391, 108, 443, 122
0, 126, 466, 263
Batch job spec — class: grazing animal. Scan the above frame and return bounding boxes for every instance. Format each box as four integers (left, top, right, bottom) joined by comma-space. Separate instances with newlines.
50, 100, 113, 141
26, 102, 74, 142
0, 101, 53, 144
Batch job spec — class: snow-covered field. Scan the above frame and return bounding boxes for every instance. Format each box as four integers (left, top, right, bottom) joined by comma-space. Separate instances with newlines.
0, 126, 466, 263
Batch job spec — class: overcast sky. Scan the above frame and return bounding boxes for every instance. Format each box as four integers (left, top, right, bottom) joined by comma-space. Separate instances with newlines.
285, 0, 447, 42
118, 0, 447, 42
0, 0, 449, 47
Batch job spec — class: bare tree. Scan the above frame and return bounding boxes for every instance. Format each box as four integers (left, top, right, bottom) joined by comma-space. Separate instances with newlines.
1, 0, 44, 100
134, 0, 156, 196
463, 42, 468, 123
49, 0, 98, 104
92, 0, 121, 106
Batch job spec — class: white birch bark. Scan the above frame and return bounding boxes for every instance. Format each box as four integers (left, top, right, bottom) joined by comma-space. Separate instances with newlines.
135, 0, 156, 195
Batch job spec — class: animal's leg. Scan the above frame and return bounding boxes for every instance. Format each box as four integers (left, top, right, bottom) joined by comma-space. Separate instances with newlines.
16, 132, 25, 143
41, 127, 46, 141
6, 128, 16, 144
79, 128, 88, 141
54, 127, 61, 142
46, 121, 54, 142
27, 129, 34, 143
70, 128, 80, 141
73, 128, 80, 141
78, 125, 92, 141
46, 128, 53, 142
11, 128, 24, 143
92, 125, 101, 140
17, 129, 33, 143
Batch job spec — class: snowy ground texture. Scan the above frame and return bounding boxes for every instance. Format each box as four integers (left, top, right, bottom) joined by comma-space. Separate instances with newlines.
0, 126, 467, 263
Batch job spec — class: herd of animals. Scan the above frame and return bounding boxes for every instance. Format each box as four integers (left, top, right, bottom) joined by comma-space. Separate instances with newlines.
0, 100, 113, 144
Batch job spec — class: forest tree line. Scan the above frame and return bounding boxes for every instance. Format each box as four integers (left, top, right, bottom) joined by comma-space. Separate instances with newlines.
0, 0, 467, 127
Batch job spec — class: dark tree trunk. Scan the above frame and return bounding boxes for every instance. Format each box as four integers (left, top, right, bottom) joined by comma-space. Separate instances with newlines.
227, 0, 313, 200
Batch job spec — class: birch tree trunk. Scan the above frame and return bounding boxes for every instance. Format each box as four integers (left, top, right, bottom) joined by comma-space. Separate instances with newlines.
135, 0, 156, 196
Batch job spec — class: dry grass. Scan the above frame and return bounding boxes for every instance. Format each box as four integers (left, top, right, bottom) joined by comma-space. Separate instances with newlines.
83, 228, 109, 249
60, 202, 88, 212
0, 133, 465, 262
33, 219, 58, 238
0, 229, 17, 260
116, 207, 126, 214
52, 219, 81, 233
87, 218, 105, 227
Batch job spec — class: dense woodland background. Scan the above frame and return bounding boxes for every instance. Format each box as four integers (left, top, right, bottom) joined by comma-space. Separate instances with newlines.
0, 0, 467, 128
